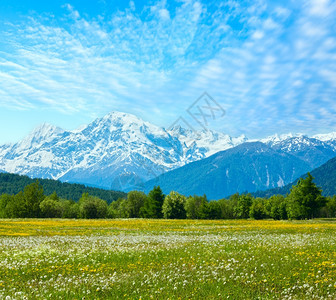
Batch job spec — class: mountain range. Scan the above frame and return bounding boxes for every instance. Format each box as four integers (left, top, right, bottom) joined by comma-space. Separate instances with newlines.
143, 136, 336, 199
0, 111, 247, 190
1, 111, 336, 198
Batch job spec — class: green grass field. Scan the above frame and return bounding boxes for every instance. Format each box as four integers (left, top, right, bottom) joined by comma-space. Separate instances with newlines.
0, 219, 336, 299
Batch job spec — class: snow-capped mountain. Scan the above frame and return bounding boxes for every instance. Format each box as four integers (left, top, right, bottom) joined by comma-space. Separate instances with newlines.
261, 135, 336, 169
313, 132, 336, 142
259, 133, 304, 144
0, 111, 246, 190
1, 111, 336, 193
168, 125, 247, 160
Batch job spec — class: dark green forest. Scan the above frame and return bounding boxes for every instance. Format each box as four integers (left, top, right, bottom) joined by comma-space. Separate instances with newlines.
0, 173, 126, 203
0, 172, 335, 220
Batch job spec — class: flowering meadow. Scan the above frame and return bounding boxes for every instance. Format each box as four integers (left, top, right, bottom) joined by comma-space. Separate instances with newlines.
0, 219, 336, 299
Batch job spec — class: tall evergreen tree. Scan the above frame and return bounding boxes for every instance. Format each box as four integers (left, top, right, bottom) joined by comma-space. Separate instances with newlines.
286, 173, 325, 219
142, 186, 165, 218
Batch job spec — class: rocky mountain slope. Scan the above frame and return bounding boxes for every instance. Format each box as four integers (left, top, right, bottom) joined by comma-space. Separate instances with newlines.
144, 142, 312, 199
254, 155, 336, 198
0, 112, 245, 190
0, 111, 335, 193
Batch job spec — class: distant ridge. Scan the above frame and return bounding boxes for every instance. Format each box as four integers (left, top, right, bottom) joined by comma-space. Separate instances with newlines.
253, 156, 336, 198
144, 142, 312, 200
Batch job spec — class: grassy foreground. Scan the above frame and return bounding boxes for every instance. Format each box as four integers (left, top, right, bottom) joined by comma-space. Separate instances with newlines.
0, 219, 336, 299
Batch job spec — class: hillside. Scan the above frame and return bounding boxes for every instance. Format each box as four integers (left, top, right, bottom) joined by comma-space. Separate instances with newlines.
144, 142, 312, 200
0, 173, 126, 203
253, 156, 336, 198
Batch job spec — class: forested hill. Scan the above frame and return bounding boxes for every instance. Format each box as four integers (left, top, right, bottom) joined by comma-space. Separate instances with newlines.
253, 156, 336, 198
0, 173, 126, 203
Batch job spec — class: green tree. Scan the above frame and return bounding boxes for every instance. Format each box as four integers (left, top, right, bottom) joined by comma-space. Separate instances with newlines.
142, 186, 165, 218
325, 196, 336, 218
5, 192, 26, 218
249, 198, 267, 220
108, 198, 128, 218
126, 191, 147, 218
40, 193, 63, 218
49, 191, 59, 201
205, 201, 222, 219
184, 195, 207, 219
286, 173, 326, 220
218, 198, 235, 219
234, 194, 253, 219
79, 193, 108, 219
162, 191, 186, 219
267, 195, 287, 220
216, 193, 240, 220
0, 194, 13, 218
23, 180, 45, 217
60, 200, 80, 218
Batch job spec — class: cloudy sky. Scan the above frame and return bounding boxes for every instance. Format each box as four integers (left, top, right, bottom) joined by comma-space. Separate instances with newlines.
0, 0, 336, 144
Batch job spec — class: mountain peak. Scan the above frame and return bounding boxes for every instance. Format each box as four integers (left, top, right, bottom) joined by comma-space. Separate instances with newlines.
313, 132, 336, 141
260, 133, 305, 144
168, 125, 193, 136
102, 111, 144, 124
89, 111, 154, 133
17, 123, 65, 150
31, 123, 64, 137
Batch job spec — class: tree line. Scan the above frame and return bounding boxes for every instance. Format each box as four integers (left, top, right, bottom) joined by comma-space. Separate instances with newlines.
0, 173, 335, 219
0, 173, 126, 203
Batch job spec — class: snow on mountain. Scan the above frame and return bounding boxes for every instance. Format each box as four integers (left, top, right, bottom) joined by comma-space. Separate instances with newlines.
314, 132, 336, 141
1, 110, 336, 192
259, 133, 303, 145
0, 111, 247, 190
262, 135, 336, 169
16, 123, 65, 151
313, 132, 336, 151
168, 125, 248, 160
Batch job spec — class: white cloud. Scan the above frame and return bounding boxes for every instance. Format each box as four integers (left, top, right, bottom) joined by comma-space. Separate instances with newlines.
0, 0, 207, 118
274, 6, 291, 19
309, 0, 331, 16
158, 9, 170, 21
252, 30, 264, 39
0, 0, 336, 139
129, 1, 136, 11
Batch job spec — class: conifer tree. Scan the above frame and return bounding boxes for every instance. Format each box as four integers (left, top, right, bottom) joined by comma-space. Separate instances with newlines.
286, 173, 325, 219
142, 186, 165, 218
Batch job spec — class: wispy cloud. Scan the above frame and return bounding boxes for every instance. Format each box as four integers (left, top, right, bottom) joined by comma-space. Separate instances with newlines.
0, 1, 206, 118
0, 0, 336, 140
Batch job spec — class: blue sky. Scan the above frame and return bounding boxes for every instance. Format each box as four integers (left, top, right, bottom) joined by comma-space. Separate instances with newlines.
0, 0, 336, 144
